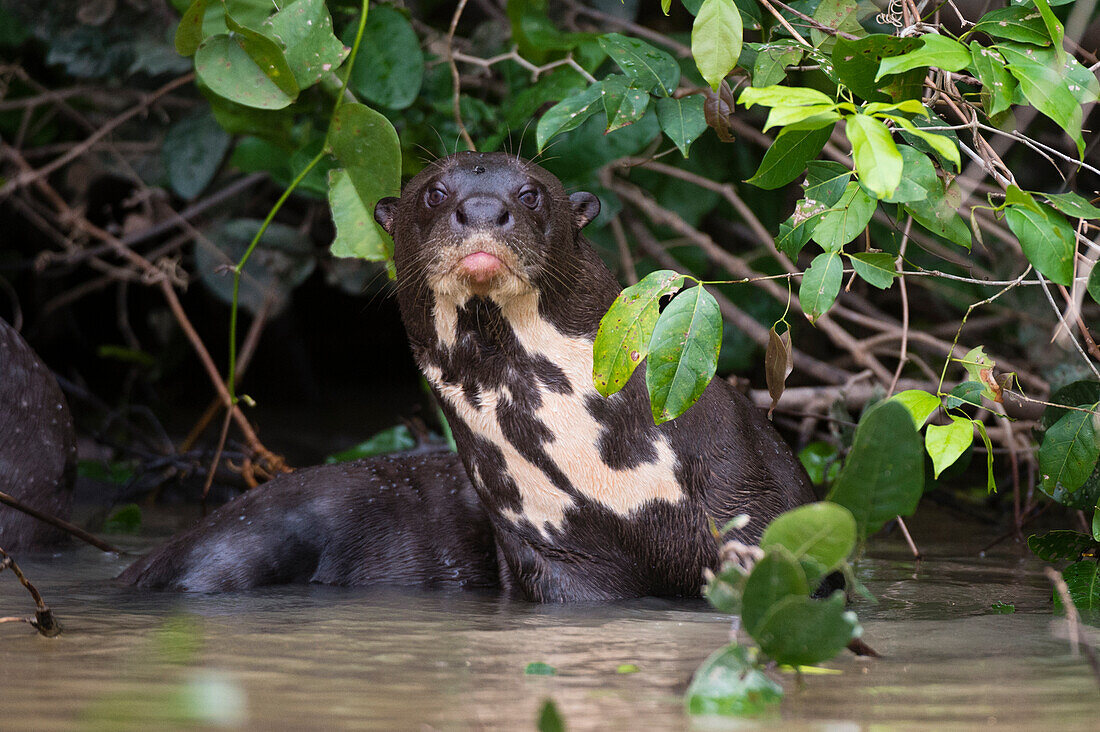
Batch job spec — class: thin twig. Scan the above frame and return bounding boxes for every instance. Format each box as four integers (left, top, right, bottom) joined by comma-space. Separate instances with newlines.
0, 491, 120, 554
447, 0, 476, 151
0, 547, 62, 637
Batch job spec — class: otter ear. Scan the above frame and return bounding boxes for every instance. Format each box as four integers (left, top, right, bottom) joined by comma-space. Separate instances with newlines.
374, 197, 400, 235
569, 192, 600, 230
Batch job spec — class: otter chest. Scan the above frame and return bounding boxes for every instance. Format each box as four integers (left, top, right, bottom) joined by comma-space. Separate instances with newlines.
422, 294, 684, 534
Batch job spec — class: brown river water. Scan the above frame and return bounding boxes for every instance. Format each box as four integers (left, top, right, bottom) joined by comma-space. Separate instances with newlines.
1, 507, 1097, 730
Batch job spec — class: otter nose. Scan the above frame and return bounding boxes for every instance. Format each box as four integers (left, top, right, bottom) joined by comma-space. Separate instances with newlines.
453, 196, 513, 230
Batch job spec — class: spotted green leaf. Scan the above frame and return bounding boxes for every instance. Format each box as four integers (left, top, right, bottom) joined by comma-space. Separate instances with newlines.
655, 95, 707, 157
175, 0, 209, 56
885, 115, 961, 171
601, 75, 650, 132
1056, 560, 1100, 615
799, 251, 843, 324
1027, 530, 1098, 562
195, 27, 300, 109
593, 270, 684, 397
1044, 192, 1100, 220
903, 180, 972, 249
1004, 202, 1076, 286
692, 0, 743, 91
845, 114, 902, 199
813, 182, 876, 251
997, 42, 1085, 156
645, 284, 722, 424
970, 6, 1050, 46
263, 0, 348, 90
926, 416, 974, 478
599, 33, 680, 97
876, 33, 972, 80
753, 42, 801, 87
536, 82, 605, 151
969, 43, 1016, 117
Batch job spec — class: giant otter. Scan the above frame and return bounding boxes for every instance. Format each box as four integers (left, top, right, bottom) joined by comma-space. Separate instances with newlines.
0, 318, 76, 551
121, 153, 814, 600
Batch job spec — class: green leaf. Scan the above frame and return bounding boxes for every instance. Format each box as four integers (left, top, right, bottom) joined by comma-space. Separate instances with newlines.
740, 85, 835, 109
536, 82, 605, 151
1042, 381, 1100, 430
264, 0, 348, 90
593, 270, 684, 397
1040, 406, 1100, 495
926, 416, 975, 478
762, 106, 840, 133
831, 34, 922, 102
601, 75, 651, 132
813, 182, 876, 251
742, 547, 810, 635
1032, 0, 1065, 63
525, 662, 557, 676
537, 700, 564, 732
163, 110, 231, 199
876, 34, 972, 80
646, 284, 722, 423
997, 42, 1085, 156
903, 180, 972, 249
1027, 530, 1099, 562
104, 503, 142, 534
655, 96, 707, 157
1090, 267, 1100, 306
799, 442, 841, 487
946, 380, 984, 408
1057, 560, 1100, 616
175, 0, 209, 56
753, 42, 802, 87
804, 161, 852, 205
891, 389, 941, 427
811, 0, 863, 51
1004, 202, 1076, 286
1094, 505, 1100, 542
845, 114, 902, 199
599, 33, 680, 97
328, 169, 391, 261
971, 6, 1051, 46
881, 144, 935, 204
195, 26, 299, 109
799, 251, 843, 324
686, 644, 784, 717
969, 43, 1016, 117
325, 425, 415, 463
827, 400, 925, 540
345, 5, 423, 110
849, 252, 897, 289
752, 591, 860, 667
692, 0, 743, 91
760, 502, 857, 585
886, 115, 961, 171
1044, 192, 1100, 220
746, 124, 834, 190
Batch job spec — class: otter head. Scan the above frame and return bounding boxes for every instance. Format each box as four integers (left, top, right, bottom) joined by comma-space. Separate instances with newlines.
374, 152, 600, 306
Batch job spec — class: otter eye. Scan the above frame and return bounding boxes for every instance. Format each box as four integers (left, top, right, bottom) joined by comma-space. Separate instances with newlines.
518, 187, 539, 209
426, 186, 447, 207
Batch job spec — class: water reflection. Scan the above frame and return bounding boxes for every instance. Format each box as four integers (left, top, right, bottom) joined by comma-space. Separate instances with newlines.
1, 508, 1098, 730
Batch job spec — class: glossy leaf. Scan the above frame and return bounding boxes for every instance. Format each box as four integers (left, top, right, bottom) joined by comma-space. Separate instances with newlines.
536, 82, 605, 151
1041, 381, 1100, 430
593, 270, 684, 397
740, 85, 835, 109
163, 110, 231, 199
1004, 202, 1076, 286
903, 180, 971, 249
760, 502, 857, 585
345, 4, 423, 110
646, 284, 722, 424
804, 161, 852, 206
830, 34, 922, 101
946, 380, 984, 409
997, 42, 1084, 156
926, 416, 974, 478
799, 442, 841, 487
882, 144, 935, 204
969, 43, 1016, 117
264, 0, 348, 90
1044, 192, 1100, 220
753, 42, 801, 87
601, 75, 650, 132
811, 0, 862, 50
692, 0, 743, 91
1032, 0, 1065, 63
655, 95, 707, 157
799, 251, 843, 324
886, 115, 961, 171
195, 31, 299, 109
328, 169, 390, 261
1027, 530, 1099, 562
175, 0, 209, 56
813, 182, 876, 251
741, 547, 809, 635
685, 644, 784, 716
845, 114, 902, 199
849, 252, 896, 289
971, 6, 1051, 46
891, 389, 941, 427
827, 400, 925, 540
752, 591, 860, 667
1090, 267, 1100, 306
599, 33, 680, 97
1040, 406, 1100, 495
1056, 560, 1100, 616
746, 124, 834, 190
876, 34, 972, 79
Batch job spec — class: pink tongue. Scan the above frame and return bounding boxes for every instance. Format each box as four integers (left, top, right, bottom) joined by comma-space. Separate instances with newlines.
459, 251, 503, 282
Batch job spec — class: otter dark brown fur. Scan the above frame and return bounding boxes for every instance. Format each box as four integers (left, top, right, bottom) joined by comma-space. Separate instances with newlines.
0, 318, 76, 550
374, 151, 816, 601
120, 153, 814, 600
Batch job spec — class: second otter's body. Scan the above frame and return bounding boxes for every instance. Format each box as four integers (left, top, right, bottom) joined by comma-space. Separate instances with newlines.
375, 152, 815, 601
